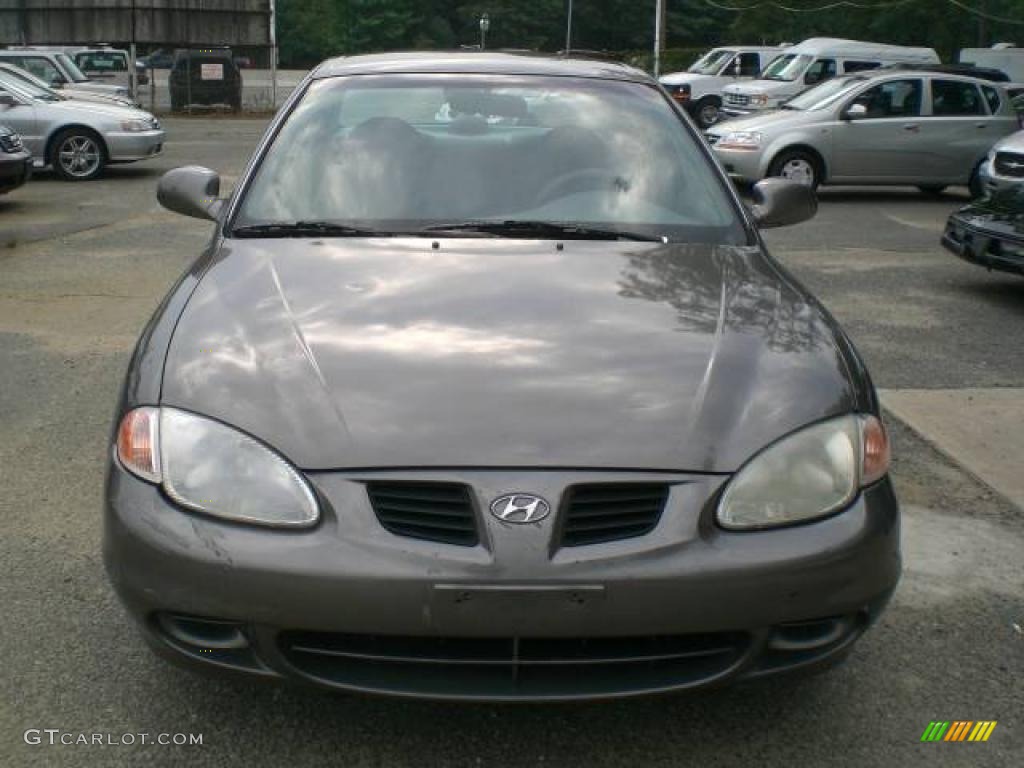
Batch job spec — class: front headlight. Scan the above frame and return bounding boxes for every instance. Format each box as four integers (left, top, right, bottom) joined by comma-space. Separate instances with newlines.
667, 83, 691, 102
116, 407, 319, 528
717, 131, 762, 150
717, 415, 890, 531
120, 119, 150, 132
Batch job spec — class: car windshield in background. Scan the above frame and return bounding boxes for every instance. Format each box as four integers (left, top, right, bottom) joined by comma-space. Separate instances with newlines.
0, 72, 59, 102
761, 54, 812, 82
688, 50, 731, 75
76, 52, 127, 72
784, 76, 866, 111
56, 53, 89, 83
235, 75, 746, 244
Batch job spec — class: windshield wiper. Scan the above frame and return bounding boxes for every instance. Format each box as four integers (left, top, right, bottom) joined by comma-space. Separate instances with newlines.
232, 221, 389, 238
422, 220, 664, 242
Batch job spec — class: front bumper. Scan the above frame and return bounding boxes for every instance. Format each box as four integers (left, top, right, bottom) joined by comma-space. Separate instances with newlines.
105, 466, 900, 701
942, 216, 1024, 276
105, 129, 165, 163
709, 144, 767, 183
0, 151, 32, 193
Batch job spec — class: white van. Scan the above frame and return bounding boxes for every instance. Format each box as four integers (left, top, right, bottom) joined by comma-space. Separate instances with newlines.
721, 38, 940, 118
659, 45, 788, 128
959, 44, 1024, 83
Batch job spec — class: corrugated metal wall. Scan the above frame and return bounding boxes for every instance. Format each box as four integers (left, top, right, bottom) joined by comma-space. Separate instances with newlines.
0, 1, 271, 46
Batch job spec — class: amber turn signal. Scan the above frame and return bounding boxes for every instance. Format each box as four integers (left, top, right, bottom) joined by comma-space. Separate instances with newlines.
116, 407, 162, 483
861, 415, 890, 486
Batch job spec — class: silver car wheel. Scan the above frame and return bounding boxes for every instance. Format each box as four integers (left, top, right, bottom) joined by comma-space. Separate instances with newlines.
780, 158, 815, 186
58, 135, 101, 178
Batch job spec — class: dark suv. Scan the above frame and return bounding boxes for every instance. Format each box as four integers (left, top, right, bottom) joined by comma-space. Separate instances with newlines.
168, 48, 242, 112
0, 122, 32, 195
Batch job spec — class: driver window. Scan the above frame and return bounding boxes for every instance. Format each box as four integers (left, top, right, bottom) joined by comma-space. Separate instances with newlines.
737, 53, 761, 77
850, 79, 922, 119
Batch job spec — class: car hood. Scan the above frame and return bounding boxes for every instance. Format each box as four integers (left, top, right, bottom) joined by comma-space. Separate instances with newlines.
43, 98, 151, 121
659, 72, 714, 86
161, 239, 856, 472
708, 109, 805, 135
61, 88, 134, 107
71, 81, 125, 95
725, 80, 794, 98
992, 129, 1024, 153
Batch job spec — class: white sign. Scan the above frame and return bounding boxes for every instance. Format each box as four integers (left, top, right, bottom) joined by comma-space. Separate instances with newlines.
200, 63, 223, 81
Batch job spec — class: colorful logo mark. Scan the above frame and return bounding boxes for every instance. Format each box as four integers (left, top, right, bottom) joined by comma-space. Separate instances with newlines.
921, 721, 997, 742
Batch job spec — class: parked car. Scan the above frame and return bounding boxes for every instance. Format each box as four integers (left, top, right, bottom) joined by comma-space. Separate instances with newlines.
106, 51, 898, 702
721, 38, 939, 118
140, 48, 174, 70
707, 70, 1019, 194
0, 70, 164, 180
0, 62, 135, 108
169, 48, 242, 112
0, 122, 32, 195
0, 49, 130, 100
942, 186, 1024, 276
660, 45, 788, 128
73, 47, 149, 90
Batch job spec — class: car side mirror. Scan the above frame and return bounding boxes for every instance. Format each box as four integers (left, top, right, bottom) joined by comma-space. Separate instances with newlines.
157, 166, 225, 221
843, 103, 869, 121
750, 178, 817, 229
804, 71, 822, 86
0, 92, 15, 107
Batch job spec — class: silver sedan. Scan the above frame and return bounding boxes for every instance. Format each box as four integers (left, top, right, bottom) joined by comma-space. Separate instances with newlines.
0, 69, 164, 181
708, 71, 1019, 195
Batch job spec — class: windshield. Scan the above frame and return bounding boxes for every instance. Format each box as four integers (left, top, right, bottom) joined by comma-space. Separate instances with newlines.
688, 50, 732, 76
0, 65, 61, 99
761, 54, 812, 82
784, 76, 866, 111
0, 71, 60, 102
235, 75, 745, 244
56, 53, 89, 83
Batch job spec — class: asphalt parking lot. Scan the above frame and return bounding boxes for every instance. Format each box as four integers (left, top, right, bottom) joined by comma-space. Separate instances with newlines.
1, 118, 1021, 767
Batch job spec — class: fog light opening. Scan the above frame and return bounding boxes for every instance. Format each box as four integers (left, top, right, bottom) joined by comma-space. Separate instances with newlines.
156, 613, 250, 650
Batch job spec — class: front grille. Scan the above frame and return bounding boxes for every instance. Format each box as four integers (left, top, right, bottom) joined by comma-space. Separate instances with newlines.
994, 151, 1024, 178
726, 92, 750, 107
0, 132, 22, 153
560, 483, 669, 547
366, 482, 478, 546
279, 630, 749, 699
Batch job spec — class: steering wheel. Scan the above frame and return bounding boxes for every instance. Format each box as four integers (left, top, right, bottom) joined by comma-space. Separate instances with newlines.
536, 168, 627, 206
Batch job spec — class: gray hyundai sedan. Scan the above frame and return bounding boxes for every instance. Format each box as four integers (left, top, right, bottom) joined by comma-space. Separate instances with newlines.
105, 52, 898, 701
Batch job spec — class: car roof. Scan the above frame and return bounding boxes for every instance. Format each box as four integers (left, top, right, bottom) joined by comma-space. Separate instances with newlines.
312, 51, 652, 83
867, 69, 1009, 86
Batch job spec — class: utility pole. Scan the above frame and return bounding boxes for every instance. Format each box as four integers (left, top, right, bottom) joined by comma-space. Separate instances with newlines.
270, 0, 278, 109
654, 0, 666, 78
480, 13, 490, 51
566, 0, 573, 54
977, 0, 988, 47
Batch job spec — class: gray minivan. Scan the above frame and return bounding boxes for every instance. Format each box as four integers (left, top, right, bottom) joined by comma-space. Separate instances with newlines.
708, 70, 1019, 194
